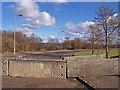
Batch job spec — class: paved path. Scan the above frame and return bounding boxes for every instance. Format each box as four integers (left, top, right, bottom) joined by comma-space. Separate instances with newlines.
21, 50, 89, 59
2, 49, 89, 60
2, 75, 85, 88
81, 76, 119, 89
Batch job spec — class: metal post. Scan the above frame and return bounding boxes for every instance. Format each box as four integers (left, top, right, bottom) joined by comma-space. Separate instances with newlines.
14, 15, 16, 55
14, 14, 22, 56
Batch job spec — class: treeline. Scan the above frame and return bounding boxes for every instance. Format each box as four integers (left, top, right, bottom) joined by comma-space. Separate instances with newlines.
1, 30, 89, 53
2, 31, 43, 53
1, 30, 118, 53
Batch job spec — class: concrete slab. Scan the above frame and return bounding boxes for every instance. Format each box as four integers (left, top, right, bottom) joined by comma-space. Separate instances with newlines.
64, 54, 105, 61
2, 75, 84, 88
2, 60, 8, 75
81, 76, 119, 89
67, 59, 119, 77
9, 60, 66, 78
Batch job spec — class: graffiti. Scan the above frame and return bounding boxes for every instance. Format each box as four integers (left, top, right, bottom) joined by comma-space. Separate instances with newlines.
33, 69, 40, 71
32, 63, 44, 71
37, 69, 40, 71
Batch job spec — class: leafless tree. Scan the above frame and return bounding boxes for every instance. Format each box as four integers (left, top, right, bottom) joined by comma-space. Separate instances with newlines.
88, 25, 96, 54
94, 5, 119, 58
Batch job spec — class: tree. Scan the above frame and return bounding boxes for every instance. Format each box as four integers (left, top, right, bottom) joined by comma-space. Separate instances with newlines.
62, 40, 72, 50
46, 38, 60, 50
94, 5, 119, 58
48, 38, 59, 44
88, 25, 96, 54
2, 30, 44, 53
71, 38, 83, 50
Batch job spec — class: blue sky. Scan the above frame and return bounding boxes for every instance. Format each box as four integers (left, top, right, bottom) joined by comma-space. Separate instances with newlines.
2, 2, 118, 42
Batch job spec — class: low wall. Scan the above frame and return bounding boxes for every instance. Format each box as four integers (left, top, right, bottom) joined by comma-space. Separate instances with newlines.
3, 60, 66, 78
67, 58, 119, 77
64, 54, 105, 61
2, 60, 9, 75
2, 55, 119, 78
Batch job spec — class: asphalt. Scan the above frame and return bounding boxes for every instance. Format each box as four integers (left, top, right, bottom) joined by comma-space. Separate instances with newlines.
2, 75, 85, 88
2, 49, 89, 60
20, 50, 88, 59
81, 76, 119, 89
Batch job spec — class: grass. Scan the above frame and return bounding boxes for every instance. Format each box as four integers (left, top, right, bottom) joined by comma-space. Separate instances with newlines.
1, 52, 21, 56
1, 49, 119, 58
1, 51, 44, 56
74, 49, 119, 58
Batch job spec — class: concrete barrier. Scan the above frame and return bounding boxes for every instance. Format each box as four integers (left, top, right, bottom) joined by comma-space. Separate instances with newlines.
8, 60, 66, 78
2, 55, 119, 78
17, 58, 62, 61
64, 54, 105, 61
67, 58, 119, 77
2, 60, 9, 75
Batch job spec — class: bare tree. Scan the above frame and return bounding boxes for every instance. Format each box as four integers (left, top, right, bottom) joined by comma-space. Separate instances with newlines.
88, 25, 96, 54
94, 5, 119, 58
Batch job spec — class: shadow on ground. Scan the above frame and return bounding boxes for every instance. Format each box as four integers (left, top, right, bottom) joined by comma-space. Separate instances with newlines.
110, 55, 120, 58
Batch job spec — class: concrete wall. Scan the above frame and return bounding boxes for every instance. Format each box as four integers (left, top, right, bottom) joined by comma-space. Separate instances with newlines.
2, 55, 119, 78
67, 58, 119, 77
8, 60, 66, 78
2, 60, 9, 75
64, 54, 105, 61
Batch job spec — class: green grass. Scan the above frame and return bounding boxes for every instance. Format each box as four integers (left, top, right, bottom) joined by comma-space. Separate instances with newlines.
1, 52, 21, 56
1, 51, 43, 56
74, 49, 119, 58
22, 51, 39, 54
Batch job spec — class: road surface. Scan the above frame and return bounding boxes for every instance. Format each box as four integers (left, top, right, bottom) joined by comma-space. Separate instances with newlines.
2, 49, 89, 60
2, 75, 85, 88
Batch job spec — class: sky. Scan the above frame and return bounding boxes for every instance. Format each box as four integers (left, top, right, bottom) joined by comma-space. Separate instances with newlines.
2, 1, 118, 42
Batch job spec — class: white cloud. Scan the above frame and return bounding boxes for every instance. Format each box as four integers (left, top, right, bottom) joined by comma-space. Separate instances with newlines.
16, 27, 33, 35
37, 0, 67, 2
65, 13, 118, 39
50, 35, 55, 39
107, 13, 118, 23
113, 13, 117, 17
42, 34, 48, 41
41, 34, 57, 42
14, 2, 40, 18
11, 1, 55, 35
65, 21, 95, 37
22, 24, 37, 29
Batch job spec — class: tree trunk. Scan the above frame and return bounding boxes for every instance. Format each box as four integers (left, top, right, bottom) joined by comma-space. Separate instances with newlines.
106, 32, 109, 58
92, 30, 94, 54
92, 44, 94, 54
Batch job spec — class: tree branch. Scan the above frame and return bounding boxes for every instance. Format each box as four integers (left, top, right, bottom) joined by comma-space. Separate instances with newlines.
108, 26, 119, 38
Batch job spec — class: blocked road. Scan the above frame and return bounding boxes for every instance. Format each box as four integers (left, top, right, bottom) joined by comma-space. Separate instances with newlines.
2, 49, 119, 89
2, 49, 89, 60
21, 50, 84, 59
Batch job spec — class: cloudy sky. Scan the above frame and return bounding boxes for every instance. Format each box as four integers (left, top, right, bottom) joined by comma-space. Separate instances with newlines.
2, 1, 118, 42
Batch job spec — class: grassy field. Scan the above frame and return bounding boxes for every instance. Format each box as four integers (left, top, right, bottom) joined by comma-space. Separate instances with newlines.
1, 51, 37, 56
1, 52, 22, 56
74, 49, 119, 58
1, 51, 46, 56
